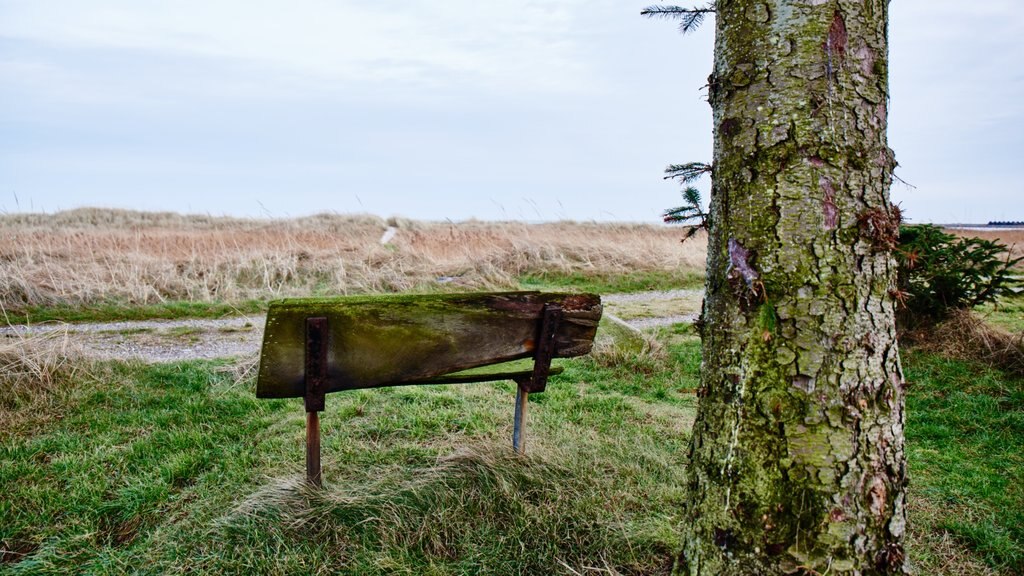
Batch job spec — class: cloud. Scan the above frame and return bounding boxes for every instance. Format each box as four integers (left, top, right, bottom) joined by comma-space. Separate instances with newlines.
0, 0, 603, 97
890, 0, 1024, 128
2, 0, 1018, 222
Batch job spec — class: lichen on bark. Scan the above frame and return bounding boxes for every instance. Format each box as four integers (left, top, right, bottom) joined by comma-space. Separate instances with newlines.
678, 1, 907, 574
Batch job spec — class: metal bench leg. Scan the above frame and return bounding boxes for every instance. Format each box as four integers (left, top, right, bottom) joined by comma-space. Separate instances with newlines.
306, 411, 322, 486
513, 381, 528, 454
305, 317, 328, 487
512, 302, 563, 455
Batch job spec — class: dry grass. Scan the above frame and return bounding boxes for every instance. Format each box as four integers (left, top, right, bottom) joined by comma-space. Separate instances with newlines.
907, 309, 1024, 377
0, 324, 85, 437
217, 445, 670, 575
5, 209, 1016, 314
948, 228, 1024, 269
0, 328, 77, 405
0, 208, 705, 310
907, 494, 1001, 576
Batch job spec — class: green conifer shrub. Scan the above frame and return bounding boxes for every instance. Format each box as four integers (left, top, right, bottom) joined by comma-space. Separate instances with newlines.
895, 224, 1022, 326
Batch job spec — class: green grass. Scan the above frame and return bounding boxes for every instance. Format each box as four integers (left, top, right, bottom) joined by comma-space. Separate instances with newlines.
3, 301, 267, 326
3, 271, 706, 325
518, 270, 704, 294
3, 320, 1022, 574
0, 337, 701, 575
976, 297, 1024, 334
904, 350, 1024, 574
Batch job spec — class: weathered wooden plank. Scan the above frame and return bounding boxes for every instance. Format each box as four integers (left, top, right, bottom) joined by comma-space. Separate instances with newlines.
256, 291, 601, 398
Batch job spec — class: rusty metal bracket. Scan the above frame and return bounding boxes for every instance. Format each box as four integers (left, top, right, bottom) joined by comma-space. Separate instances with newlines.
526, 303, 562, 393
304, 317, 328, 487
305, 317, 328, 412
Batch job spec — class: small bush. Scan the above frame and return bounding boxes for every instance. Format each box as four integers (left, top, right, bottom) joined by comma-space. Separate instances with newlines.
896, 224, 1021, 327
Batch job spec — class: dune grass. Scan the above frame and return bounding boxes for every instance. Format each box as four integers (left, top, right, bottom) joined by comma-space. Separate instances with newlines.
1, 270, 700, 326
0, 209, 706, 322
947, 228, 1024, 270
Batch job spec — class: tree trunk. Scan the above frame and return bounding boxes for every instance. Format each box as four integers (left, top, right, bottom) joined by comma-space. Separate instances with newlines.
678, 1, 907, 574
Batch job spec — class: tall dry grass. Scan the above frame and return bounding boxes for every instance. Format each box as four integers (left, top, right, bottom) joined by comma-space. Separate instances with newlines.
0, 208, 706, 310
907, 309, 1024, 377
0, 325, 85, 437
948, 228, 1024, 268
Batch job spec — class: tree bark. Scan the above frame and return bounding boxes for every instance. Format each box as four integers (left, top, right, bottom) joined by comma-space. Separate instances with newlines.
678, 1, 907, 574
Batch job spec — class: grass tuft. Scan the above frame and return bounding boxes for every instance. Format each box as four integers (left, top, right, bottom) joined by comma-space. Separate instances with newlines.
590, 333, 666, 375
0, 326, 82, 420
219, 446, 672, 574
906, 309, 1024, 377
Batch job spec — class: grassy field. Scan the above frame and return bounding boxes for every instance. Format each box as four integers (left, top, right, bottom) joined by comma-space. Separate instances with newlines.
2, 209, 1022, 574
947, 228, 1024, 266
2, 325, 1022, 575
903, 351, 1024, 574
0, 209, 705, 323
1, 326, 701, 575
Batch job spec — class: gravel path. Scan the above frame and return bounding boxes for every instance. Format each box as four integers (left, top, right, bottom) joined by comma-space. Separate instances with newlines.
601, 289, 702, 304
0, 317, 264, 362
1, 290, 700, 362
0, 317, 259, 336
625, 314, 700, 329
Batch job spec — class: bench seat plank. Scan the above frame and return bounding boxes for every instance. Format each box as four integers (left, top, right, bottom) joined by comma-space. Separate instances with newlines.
256, 292, 600, 398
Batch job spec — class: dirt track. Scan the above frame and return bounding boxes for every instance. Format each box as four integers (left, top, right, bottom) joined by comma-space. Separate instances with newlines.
0, 290, 702, 362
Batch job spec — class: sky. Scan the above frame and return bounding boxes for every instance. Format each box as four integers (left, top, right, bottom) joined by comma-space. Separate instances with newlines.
1, 1, 1021, 224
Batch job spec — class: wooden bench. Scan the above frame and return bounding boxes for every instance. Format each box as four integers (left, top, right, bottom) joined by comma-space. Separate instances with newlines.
256, 291, 602, 485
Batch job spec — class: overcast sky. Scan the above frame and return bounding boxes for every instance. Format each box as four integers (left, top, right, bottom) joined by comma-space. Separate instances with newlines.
1, 1, 1021, 223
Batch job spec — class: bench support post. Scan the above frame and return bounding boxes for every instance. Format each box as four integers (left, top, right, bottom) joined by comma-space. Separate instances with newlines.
512, 303, 562, 454
305, 317, 328, 487
306, 412, 321, 487
512, 384, 528, 453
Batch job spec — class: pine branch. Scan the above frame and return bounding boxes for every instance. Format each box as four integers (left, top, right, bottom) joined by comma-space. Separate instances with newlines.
682, 225, 703, 241
664, 162, 712, 184
664, 207, 702, 222
683, 185, 702, 207
641, 4, 716, 34
678, 11, 706, 34
640, 5, 715, 19
663, 186, 710, 244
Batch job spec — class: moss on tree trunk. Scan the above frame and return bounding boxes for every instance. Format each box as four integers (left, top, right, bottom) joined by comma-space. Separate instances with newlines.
677, 0, 907, 573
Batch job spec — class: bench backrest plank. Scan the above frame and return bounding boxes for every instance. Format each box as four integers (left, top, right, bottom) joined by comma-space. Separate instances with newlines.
256, 291, 601, 399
